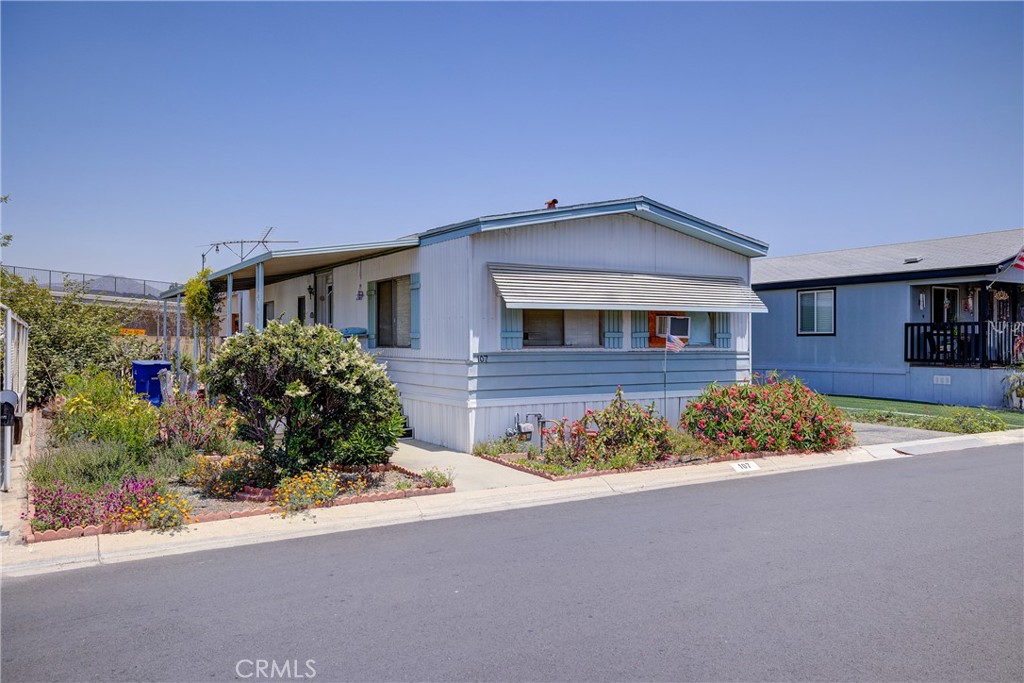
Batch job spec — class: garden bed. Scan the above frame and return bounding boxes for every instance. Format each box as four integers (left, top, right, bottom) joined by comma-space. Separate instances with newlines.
475, 448, 808, 481
23, 464, 454, 544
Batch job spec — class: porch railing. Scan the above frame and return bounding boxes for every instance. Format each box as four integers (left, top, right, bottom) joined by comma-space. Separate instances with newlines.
905, 321, 1024, 366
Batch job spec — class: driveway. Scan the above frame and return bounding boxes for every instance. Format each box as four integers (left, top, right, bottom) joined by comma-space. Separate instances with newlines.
852, 421, 950, 445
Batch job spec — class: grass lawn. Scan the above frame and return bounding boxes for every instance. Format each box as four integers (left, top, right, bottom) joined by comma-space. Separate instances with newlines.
826, 395, 1024, 429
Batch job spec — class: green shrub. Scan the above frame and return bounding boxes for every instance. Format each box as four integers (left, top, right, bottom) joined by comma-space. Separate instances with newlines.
0, 269, 147, 406
665, 430, 729, 461
274, 468, 347, 513
420, 467, 454, 488
204, 321, 404, 475
51, 371, 159, 458
183, 452, 278, 498
681, 374, 855, 453
472, 436, 538, 458
159, 395, 239, 452
27, 442, 139, 492
540, 388, 673, 468
852, 407, 1007, 434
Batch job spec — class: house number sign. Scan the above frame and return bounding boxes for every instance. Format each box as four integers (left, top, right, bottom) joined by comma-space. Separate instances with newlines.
731, 461, 760, 472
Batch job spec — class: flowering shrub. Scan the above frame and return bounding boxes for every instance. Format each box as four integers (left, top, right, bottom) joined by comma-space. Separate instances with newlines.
26, 476, 192, 532
27, 482, 107, 531
183, 452, 278, 498
680, 374, 854, 454
541, 388, 673, 469
51, 371, 158, 458
159, 395, 239, 452
204, 321, 404, 474
274, 468, 354, 513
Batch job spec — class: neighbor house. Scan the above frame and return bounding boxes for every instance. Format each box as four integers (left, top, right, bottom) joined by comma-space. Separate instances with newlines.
163, 197, 769, 451
751, 229, 1024, 408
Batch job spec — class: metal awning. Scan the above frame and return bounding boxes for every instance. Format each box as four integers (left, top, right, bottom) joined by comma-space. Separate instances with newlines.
489, 263, 769, 313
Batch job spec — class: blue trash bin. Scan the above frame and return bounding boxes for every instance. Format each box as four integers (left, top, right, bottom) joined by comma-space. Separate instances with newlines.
131, 360, 172, 406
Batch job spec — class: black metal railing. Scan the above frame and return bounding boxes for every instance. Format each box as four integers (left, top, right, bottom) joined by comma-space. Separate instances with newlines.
905, 321, 1023, 366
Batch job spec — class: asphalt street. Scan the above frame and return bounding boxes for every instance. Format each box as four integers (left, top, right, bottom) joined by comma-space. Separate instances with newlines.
3, 444, 1022, 682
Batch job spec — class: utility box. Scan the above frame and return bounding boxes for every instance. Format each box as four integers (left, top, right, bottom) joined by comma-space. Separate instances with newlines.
131, 360, 172, 406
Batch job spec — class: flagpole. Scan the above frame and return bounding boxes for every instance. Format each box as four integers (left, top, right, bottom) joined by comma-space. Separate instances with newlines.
663, 341, 668, 416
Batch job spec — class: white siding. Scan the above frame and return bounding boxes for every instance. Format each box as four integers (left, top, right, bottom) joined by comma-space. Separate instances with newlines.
470, 214, 753, 354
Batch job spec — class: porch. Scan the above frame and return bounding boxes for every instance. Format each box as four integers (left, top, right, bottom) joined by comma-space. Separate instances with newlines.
905, 320, 1024, 367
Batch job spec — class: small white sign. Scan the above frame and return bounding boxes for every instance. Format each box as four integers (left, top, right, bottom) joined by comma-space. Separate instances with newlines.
731, 461, 760, 472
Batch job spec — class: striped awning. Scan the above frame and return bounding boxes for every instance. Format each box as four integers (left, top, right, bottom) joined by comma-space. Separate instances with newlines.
489, 263, 768, 313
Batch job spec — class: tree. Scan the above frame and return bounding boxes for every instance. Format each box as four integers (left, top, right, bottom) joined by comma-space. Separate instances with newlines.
183, 268, 221, 361
1, 194, 12, 248
0, 270, 156, 406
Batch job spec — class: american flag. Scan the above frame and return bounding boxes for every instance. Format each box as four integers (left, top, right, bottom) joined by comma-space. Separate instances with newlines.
1013, 245, 1024, 270
666, 333, 687, 352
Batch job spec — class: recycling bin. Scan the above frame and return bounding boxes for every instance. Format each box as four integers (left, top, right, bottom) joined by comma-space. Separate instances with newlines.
131, 360, 172, 406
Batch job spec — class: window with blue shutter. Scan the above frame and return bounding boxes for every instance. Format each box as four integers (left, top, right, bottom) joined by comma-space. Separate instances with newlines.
602, 311, 623, 349
630, 311, 649, 348
500, 301, 523, 350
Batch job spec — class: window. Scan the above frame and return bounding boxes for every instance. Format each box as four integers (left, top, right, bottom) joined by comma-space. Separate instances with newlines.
797, 289, 835, 335
688, 312, 713, 346
262, 301, 275, 328
297, 296, 306, 325
523, 309, 601, 347
376, 276, 412, 347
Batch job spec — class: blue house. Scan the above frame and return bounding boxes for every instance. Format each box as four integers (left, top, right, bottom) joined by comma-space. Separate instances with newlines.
751, 229, 1024, 407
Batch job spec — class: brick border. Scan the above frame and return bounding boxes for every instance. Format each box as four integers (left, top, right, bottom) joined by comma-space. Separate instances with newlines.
23, 464, 454, 544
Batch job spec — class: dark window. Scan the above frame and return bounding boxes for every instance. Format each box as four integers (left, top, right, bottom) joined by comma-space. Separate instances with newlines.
297, 296, 306, 325
797, 289, 835, 335
376, 276, 411, 347
522, 309, 602, 347
262, 301, 275, 327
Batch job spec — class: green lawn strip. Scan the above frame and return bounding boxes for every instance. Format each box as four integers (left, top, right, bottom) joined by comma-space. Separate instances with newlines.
827, 395, 1024, 429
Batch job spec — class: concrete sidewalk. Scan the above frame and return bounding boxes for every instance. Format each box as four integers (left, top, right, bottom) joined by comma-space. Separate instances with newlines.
3, 417, 1021, 578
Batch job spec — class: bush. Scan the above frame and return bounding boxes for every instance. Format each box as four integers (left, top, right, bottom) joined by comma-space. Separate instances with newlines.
204, 321, 404, 475
51, 371, 158, 458
681, 374, 855, 453
183, 452, 278, 498
27, 442, 139, 492
852, 407, 1007, 434
420, 467, 454, 488
26, 476, 192, 532
0, 269, 148, 406
540, 388, 673, 468
472, 436, 538, 458
274, 468, 348, 513
159, 395, 239, 452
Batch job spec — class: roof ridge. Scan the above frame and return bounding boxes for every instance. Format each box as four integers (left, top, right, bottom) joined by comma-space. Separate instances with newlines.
760, 227, 1023, 261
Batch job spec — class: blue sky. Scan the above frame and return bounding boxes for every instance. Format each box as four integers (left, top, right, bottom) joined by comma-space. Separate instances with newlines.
2, 1, 1022, 283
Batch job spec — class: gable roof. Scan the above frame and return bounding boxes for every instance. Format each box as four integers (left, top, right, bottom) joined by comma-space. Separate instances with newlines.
418, 196, 769, 258
752, 229, 1023, 290
162, 196, 767, 298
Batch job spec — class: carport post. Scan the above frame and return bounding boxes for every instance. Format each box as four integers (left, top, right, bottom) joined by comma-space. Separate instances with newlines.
226, 273, 233, 337
175, 294, 182, 373
255, 262, 265, 331
162, 299, 168, 360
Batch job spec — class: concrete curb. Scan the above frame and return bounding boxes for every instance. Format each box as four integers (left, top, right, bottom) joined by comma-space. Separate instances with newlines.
3, 428, 1021, 578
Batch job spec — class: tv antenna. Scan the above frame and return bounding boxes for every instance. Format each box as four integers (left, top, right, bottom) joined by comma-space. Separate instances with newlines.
198, 227, 298, 269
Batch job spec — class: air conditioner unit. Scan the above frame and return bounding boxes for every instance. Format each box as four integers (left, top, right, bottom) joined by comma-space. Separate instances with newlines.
655, 315, 690, 338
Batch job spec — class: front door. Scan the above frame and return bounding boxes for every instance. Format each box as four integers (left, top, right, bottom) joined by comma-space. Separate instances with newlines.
315, 272, 333, 326
932, 287, 959, 324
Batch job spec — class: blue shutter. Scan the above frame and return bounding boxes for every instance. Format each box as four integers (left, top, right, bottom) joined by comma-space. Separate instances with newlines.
715, 313, 731, 349
631, 311, 649, 348
366, 281, 377, 349
602, 311, 623, 349
409, 273, 421, 349
500, 301, 523, 350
